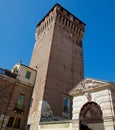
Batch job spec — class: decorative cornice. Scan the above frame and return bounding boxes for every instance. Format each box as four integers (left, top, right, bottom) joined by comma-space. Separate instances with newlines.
69, 78, 111, 96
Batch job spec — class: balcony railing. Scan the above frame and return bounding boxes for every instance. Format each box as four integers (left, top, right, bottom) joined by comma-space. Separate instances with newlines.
13, 104, 25, 114
0, 68, 17, 78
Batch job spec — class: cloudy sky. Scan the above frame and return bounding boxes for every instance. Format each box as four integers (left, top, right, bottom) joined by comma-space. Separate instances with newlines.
0, 0, 115, 82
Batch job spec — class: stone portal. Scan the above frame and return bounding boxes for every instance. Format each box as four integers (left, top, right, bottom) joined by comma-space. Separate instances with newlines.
80, 102, 104, 130
69, 78, 115, 130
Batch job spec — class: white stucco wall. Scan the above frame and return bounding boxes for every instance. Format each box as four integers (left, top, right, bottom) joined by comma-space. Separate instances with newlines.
12, 64, 37, 86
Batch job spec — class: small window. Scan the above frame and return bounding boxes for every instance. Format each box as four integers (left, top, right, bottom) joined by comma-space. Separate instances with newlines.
17, 94, 25, 109
30, 98, 33, 107
64, 98, 70, 116
7, 117, 14, 127
14, 118, 21, 128
25, 71, 31, 79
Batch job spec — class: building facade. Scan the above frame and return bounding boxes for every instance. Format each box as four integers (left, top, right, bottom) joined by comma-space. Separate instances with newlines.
27, 3, 85, 130
33, 78, 115, 130
0, 64, 36, 130
1, 3, 115, 130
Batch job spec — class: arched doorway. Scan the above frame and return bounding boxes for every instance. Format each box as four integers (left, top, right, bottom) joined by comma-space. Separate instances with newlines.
79, 102, 104, 130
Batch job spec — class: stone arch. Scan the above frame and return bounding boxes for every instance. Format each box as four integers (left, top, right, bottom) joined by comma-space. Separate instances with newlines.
57, 14, 61, 22
46, 21, 48, 27
49, 17, 51, 24
79, 102, 104, 130
51, 16, 53, 22
44, 22, 46, 29
37, 29, 40, 36
43, 24, 44, 31
40, 27, 42, 33
72, 24, 75, 32
60, 16, 64, 24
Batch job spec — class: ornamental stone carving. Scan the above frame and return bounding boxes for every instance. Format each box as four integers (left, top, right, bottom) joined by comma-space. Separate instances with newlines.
69, 78, 109, 95
84, 92, 92, 101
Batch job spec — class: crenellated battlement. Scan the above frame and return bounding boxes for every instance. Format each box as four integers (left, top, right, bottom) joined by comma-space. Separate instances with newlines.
56, 13, 84, 40
35, 4, 85, 41
55, 5, 85, 40
56, 4, 85, 31
35, 7, 56, 40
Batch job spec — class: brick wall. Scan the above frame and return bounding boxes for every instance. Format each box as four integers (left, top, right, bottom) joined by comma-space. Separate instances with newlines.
0, 74, 33, 130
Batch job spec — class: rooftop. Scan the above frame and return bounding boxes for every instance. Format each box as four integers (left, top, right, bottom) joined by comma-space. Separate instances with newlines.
36, 3, 86, 27
0, 68, 17, 79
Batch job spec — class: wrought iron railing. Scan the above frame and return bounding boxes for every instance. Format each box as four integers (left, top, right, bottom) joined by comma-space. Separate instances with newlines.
13, 104, 25, 114
0, 68, 17, 78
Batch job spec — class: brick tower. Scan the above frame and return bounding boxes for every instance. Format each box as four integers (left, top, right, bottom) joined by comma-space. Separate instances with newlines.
28, 4, 85, 130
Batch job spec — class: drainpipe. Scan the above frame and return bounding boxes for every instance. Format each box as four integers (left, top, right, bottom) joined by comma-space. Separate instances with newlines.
0, 81, 16, 130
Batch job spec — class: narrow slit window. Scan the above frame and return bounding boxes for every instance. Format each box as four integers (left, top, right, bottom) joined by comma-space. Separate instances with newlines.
64, 98, 70, 118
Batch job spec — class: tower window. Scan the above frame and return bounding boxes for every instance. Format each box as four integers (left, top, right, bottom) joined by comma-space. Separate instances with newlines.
63, 98, 70, 118
30, 98, 33, 107
25, 71, 31, 79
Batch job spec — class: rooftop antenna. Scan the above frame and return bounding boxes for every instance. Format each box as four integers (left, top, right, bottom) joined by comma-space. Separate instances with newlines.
19, 60, 22, 64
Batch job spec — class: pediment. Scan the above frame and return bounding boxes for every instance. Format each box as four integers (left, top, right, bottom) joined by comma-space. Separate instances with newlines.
69, 78, 110, 95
